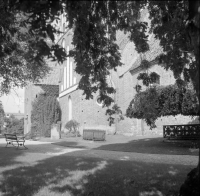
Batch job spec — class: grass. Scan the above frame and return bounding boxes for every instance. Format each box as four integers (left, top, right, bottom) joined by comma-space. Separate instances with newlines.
50, 135, 199, 156
95, 137, 199, 156
0, 135, 199, 196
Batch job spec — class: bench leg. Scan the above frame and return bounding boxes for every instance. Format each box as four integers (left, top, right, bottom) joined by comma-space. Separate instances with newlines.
5, 141, 16, 148
5, 142, 9, 148
17, 141, 28, 149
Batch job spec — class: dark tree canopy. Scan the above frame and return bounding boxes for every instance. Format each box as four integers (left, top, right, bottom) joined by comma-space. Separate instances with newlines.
0, 1, 54, 94
1, 1, 199, 106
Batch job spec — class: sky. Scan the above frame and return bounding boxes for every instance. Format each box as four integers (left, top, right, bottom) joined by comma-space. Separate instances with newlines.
0, 87, 24, 114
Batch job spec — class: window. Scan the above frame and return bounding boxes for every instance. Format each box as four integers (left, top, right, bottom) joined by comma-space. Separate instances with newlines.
155, 76, 160, 84
73, 77, 76, 85
68, 96, 72, 120
63, 67, 66, 90
63, 23, 65, 33
62, 38, 65, 49
96, 96, 104, 107
60, 14, 63, 32
149, 72, 160, 86
67, 46, 70, 88
70, 62, 73, 86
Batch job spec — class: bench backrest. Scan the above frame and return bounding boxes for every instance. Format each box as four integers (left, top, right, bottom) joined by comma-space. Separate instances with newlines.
4, 134, 18, 140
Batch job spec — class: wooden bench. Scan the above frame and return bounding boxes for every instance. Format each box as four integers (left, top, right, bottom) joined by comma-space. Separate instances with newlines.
4, 134, 28, 149
83, 129, 106, 141
163, 124, 200, 141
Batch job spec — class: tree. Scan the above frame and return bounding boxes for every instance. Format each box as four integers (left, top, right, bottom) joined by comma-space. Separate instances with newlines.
126, 84, 199, 128
2, 1, 199, 104
0, 0, 65, 95
1, 0, 200, 193
3, 114, 24, 134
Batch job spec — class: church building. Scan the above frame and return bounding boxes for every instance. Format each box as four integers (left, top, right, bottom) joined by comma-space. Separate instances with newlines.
24, 9, 194, 136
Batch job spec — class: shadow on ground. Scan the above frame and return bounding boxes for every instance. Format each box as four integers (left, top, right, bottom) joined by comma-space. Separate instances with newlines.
0, 149, 194, 196
51, 137, 199, 156
0, 146, 28, 167
95, 137, 199, 156
51, 141, 87, 149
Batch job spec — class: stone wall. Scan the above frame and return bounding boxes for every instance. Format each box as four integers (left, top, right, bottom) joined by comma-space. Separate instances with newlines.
59, 89, 111, 134
114, 63, 196, 136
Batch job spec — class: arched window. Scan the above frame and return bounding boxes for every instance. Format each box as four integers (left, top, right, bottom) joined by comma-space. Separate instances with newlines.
148, 73, 161, 88
70, 62, 73, 86
68, 96, 72, 120
63, 23, 65, 33
60, 14, 63, 31
150, 72, 160, 86
67, 46, 70, 88
96, 96, 104, 107
62, 38, 65, 49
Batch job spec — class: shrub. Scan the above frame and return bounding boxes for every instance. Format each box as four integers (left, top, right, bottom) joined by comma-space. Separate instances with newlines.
3, 115, 24, 134
65, 119, 80, 137
126, 85, 199, 129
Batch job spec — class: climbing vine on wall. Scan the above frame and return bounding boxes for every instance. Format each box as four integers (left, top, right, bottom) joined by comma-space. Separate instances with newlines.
126, 85, 199, 129
31, 94, 61, 137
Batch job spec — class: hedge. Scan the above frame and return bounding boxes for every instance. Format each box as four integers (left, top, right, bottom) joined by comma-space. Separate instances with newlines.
126, 85, 199, 128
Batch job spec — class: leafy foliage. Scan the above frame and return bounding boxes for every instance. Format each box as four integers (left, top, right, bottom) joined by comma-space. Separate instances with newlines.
65, 119, 80, 137
147, 1, 200, 100
1, 1, 149, 105
134, 84, 142, 93
126, 85, 199, 129
31, 94, 61, 137
0, 2, 52, 95
140, 60, 151, 70
137, 72, 160, 87
3, 115, 24, 135
1, 1, 199, 107
106, 104, 124, 126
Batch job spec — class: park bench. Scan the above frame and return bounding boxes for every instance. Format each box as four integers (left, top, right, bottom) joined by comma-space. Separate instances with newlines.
83, 129, 106, 141
163, 124, 200, 141
4, 133, 28, 149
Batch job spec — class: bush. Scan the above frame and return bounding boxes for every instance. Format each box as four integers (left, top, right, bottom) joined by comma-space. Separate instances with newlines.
3, 115, 24, 134
126, 85, 199, 128
65, 119, 80, 137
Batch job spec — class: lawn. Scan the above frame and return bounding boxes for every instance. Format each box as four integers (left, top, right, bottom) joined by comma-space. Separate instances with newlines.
50, 135, 199, 156
0, 135, 199, 196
